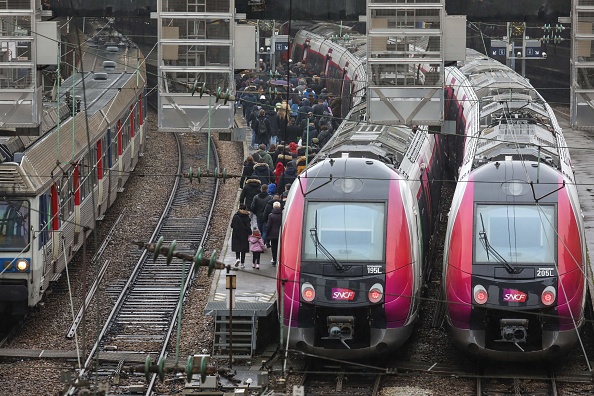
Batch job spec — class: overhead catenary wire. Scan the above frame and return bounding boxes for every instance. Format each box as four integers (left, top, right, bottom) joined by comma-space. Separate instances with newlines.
3, 15, 588, 358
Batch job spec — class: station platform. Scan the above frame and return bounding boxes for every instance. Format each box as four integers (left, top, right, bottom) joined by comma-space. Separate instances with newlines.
204, 111, 277, 317
203, 111, 278, 368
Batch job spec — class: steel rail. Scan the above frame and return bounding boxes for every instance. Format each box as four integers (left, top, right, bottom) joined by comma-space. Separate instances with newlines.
65, 127, 187, 395
144, 134, 221, 395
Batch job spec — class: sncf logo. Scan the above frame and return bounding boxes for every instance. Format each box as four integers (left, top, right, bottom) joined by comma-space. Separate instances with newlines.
332, 288, 355, 301
503, 289, 527, 303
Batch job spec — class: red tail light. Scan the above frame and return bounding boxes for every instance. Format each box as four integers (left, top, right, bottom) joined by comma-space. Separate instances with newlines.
541, 286, 556, 306
301, 282, 315, 302
368, 283, 383, 303
473, 285, 488, 305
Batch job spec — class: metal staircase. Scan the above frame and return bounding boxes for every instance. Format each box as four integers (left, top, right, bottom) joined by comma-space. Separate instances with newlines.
212, 314, 257, 360
205, 300, 276, 362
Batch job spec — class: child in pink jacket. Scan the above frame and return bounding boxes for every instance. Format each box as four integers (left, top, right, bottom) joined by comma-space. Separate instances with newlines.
248, 228, 267, 269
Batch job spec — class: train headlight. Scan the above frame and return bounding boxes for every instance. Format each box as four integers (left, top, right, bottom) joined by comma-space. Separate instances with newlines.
368, 283, 383, 303
473, 285, 488, 305
16, 259, 29, 272
3, 260, 13, 271
541, 286, 556, 306
301, 282, 315, 302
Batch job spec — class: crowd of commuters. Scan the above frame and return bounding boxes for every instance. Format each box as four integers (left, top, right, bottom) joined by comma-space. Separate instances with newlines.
231, 59, 344, 270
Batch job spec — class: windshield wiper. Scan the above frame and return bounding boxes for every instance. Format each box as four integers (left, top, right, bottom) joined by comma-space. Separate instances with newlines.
309, 210, 344, 271
478, 213, 519, 274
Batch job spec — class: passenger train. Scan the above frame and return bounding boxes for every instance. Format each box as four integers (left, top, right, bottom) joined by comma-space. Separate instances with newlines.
442, 49, 586, 360
291, 24, 367, 118
278, 25, 453, 358
0, 20, 147, 314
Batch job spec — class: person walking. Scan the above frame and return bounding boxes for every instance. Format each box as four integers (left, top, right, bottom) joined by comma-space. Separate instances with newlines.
278, 161, 297, 193
239, 155, 256, 189
274, 162, 285, 185
231, 204, 252, 269
239, 177, 262, 229
251, 184, 272, 235
248, 228, 266, 269
254, 109, 271, 147
255, 144, 274, 170
266, 201, 283, 266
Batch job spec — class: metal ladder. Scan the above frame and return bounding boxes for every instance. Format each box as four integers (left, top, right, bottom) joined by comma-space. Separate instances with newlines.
212, 312, 257, 360
186, 0, 207, 68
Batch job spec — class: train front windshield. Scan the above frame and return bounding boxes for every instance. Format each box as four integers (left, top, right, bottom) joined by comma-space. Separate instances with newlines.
474, 204, 555, 264
0, 200, 30, 251
303, 202, 385, 261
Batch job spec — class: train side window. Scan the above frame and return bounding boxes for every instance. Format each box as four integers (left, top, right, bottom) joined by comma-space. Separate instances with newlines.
79, 158, 86, 200
60, 177, 73, 219
38, 194, 51, 249
293, 44, 304, 63
111, 124, 118, 164
122, 116, 130, 148
327, 63, 342, 97
103, 134, 110, 171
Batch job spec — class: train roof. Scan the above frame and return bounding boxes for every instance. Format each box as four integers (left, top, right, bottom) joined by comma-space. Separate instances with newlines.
313, 102, 415, 168
472, 160, 560, 204
302, 156, 399, 200
60, 44, 142, 116
295, 23, 367, 58
0, 20, 146, 195
455, 49, 565, 174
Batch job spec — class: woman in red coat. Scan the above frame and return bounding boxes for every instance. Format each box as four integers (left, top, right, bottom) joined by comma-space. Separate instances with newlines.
274, 162, 285, 186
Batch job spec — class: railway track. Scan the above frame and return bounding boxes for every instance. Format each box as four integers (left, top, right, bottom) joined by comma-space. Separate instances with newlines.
297, 361, 383, 396
476, 364, 559, 396
66, 128, 221, 394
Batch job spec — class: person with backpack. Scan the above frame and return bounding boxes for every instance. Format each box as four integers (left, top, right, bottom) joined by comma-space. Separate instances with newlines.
254, 144, 273, 170
253, 109, 271, 147
267, 105, 280, 146
251, 161, 274, 185
251, 184, 272, 236
247, 106, 262, 149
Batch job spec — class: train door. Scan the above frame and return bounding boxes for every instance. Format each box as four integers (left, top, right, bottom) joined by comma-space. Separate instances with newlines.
341, 73, 351, 117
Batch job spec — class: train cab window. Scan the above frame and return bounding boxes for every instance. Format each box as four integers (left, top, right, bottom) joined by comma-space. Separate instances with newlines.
303, 202, 385, 261
474, 204, 555, 264
0, 199, 30, 251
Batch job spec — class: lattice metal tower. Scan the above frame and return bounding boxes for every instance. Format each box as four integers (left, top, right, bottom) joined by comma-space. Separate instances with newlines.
157, 0, 235, 132
366, 0, 444, 127
572, 0, 594, 128
0, 0, 45, 133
